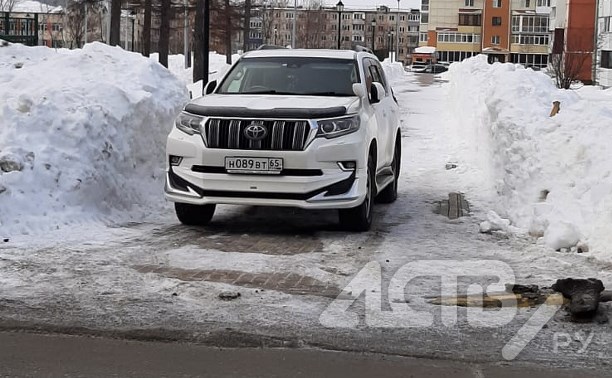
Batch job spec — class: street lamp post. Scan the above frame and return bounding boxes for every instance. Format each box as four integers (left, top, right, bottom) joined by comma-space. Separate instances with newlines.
371, 19, 376, 51
336, 0, 344, 49
387, 31, 391, 60
396, 0, 400, 62
274, 26, 278, 45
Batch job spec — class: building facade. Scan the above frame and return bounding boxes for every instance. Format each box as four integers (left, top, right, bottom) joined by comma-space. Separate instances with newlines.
247, 4, 420, 64
420, 0, 552, 67
597, 0, 612, 86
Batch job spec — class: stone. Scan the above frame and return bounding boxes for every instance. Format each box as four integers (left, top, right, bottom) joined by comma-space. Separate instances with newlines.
506, 284, 539, 294
219, 291, 241, 301
0, 155, 23, 173
552, 278, 605, 320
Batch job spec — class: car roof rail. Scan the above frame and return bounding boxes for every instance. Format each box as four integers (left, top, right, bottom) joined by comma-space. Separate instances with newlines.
256, 44, 288, 50
353, 45, 374, 55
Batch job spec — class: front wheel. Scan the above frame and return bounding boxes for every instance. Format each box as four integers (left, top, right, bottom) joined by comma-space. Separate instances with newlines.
174, 202, 216, 226
339, 156, 375, 232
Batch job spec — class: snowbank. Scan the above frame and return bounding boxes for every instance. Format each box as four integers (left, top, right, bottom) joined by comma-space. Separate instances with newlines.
150, 52, 237, 97
447, 55, 612, 258
381, 61, 406, 82
0, 42, 188, 236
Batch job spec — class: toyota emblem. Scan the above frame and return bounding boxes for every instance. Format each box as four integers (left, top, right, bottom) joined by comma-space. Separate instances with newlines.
244, 123, 268, 141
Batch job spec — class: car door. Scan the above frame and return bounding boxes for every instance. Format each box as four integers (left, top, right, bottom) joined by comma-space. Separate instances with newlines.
370, 59, 398, 168
362, 58, 388, 171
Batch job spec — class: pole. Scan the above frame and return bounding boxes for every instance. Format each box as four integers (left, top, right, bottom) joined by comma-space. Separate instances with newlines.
184, 0, 188, 68
371, 20, 375, 51
292, 0, 296, 48
396, 0, 400, 62
124, 13, 128, 49
203, 0, 210, 87
131, 15, 135, 51
84, 2, 88, 45
592, 0, 600, 85
337, 11, 341, 49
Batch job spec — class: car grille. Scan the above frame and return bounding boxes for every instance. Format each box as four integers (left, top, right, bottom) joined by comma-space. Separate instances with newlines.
203, 119, 311, 151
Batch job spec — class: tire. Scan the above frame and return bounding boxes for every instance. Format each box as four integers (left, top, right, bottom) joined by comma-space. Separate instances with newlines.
339, 155, 375, 232
174, 202, 216, 226
377, 138, 401, 204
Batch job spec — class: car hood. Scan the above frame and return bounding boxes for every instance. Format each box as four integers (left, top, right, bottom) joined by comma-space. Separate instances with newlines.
184, 94, 361, 119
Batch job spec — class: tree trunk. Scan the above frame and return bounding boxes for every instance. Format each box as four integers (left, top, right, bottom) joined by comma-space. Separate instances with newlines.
193, 0, 205, 83
159, 0, 171, 68
242, 0, 251, 52
225, 0, 232, 65
109, 0, 121, 46
142, 0, 151, 56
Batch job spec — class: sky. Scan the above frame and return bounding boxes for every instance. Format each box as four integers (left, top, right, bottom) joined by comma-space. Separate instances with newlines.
324, 0, 421, 11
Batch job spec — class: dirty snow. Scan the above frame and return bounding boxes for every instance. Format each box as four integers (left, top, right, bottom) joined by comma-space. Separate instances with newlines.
446, 55, 612, 259
0, 42, 188, 236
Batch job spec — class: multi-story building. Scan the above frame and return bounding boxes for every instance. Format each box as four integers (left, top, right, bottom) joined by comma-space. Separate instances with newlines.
420, 0, 552, 67
246, 4, 420, 64
1, 0, 66, 47
598, 0, 612, 86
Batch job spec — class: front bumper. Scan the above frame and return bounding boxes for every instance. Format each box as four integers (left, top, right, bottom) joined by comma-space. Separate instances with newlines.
164, 127, 368, 209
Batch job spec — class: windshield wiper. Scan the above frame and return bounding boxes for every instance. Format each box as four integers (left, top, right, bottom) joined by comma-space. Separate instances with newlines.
242, 90, 296, 95
301, 92, 352, 96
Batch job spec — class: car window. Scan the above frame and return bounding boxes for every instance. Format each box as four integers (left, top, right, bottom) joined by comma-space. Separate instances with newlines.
366, 59, 389, 96
217, 57, 360, 96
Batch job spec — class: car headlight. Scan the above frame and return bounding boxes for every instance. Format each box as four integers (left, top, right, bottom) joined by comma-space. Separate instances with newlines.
316, 115, 360, 139
175, 112, 203, 135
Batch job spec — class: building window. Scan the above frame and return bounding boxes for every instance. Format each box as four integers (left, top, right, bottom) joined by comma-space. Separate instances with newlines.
353, 13, 364, 20
285, 12, 293, 19
421, 13, 429, 23
600, 17, 611, 32
419, 32, 428, 42
353, 35, 363, 41
493, 0, 502, 7
602, 50, 612, 69
536, 0, 550, 6
459, 14, 482, 26
524, 0, 531, 7
421, 0, 429, 11
465, 0, 474, 6
492, 35, 500, 44
511, 34, 549, 45
492, 17, 502, 26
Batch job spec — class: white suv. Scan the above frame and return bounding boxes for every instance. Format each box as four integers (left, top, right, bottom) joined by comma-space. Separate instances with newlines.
165, 49, 401, 231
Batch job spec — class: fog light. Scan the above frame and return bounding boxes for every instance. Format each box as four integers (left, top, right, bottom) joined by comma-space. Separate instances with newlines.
169, 155, 183, 166
338, 161, 356, 171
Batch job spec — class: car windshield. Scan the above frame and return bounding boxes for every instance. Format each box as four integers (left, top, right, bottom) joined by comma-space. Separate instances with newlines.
217, 57, 360, 96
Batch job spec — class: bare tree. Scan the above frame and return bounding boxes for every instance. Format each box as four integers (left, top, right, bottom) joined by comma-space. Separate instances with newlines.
109, 0, 121, 45
242, 0, 250, 52
0, 0, 21, 12
549, 37, 593, 89
209, 0, 241, 55
193, 0, 207, 83
297, 0, 325, 48
142, 0, 152, 56
65, 0, 85, 47
159, 0, 171, 67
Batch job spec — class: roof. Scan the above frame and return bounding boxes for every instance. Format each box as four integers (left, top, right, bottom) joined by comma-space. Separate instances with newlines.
414, 46, 436, 54
242, 49, 359, 60
1, 0, 63, 13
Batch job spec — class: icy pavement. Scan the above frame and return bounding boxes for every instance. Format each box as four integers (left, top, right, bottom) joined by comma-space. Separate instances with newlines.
1, 71, 611, 372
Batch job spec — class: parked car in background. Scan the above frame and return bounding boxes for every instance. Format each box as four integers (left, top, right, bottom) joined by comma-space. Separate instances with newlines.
424, 64, 448, 74
408, 64, 428, 73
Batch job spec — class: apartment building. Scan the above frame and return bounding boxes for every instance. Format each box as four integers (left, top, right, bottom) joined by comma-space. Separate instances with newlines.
420, 0, 551, 67
247, 4, 420, 64
599, 0, 612, 86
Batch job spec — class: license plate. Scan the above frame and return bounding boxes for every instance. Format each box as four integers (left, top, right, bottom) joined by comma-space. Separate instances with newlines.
225, 157, 283, 174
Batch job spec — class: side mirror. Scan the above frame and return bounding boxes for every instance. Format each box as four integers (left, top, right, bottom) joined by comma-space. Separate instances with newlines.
352, 83, 367, 98
370, 82, 385, 104
203, 80, 217, 95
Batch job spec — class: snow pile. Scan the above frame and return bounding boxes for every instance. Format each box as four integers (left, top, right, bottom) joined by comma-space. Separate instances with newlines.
150, 52, 237, 96
381, 61, 406, 82
0, 42, 188, 236
447, 55, 612, 258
